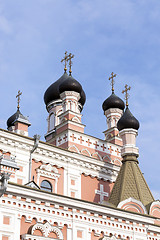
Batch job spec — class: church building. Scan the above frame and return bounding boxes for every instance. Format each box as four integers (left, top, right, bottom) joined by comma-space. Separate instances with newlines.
0, 52, 160, 240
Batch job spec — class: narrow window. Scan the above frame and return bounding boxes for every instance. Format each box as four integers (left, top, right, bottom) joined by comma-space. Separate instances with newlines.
49, 113, 55, 131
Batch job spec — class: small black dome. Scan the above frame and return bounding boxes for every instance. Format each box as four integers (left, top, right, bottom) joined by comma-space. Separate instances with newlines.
59, 76, 82, 94
117, 107, 140, 131
7, 110, 30, 128
44, 72, 69, 106
102, 93, 125, 111
44, 73, 86, 107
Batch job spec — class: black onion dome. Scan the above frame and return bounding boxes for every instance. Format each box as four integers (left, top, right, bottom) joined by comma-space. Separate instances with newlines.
102, 93, 125, 111
44, 72, 69, 106
79, 89, 86, 106
117, 107, 140, 131
44, 73, 86, 106
44, 73, 86, 107
59, 75, 82, 94
7, 110, 30, 128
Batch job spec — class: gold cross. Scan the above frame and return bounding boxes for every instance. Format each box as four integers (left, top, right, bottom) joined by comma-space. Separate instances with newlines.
109, 72, 117, 93
61, 51, 69, 72
16, 90, 22, 111
122, 84, 131, 107
68, 53, 74, 76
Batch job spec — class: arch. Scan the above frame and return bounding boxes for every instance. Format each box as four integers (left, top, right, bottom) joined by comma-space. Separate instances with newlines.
48, 226, 63, 239
68, 145, 80, 153
56, 108, 63, 117
48, 231, 58, 238
56, 108, 63, 125
118, 197, 147, 214
31, 221, 63, 239
81, 148, 91, 157
49, 113, 55, 131
31, 223, 46, 236
40, 180, 52, 192
91, 152, 102, 161
150, 201, 160, 218
71, 116, 81, 123
33, 229, 43, 236
114, 158, 122, 166
103, 155, 112, 163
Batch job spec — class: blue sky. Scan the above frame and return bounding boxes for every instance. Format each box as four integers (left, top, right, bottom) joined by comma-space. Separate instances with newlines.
1, 0, 160, 198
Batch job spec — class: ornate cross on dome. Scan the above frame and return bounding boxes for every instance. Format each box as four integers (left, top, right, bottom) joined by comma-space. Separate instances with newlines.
109, 72, 117, 94
61, 51, 69, 73
122, 84, 131, 107
68, 53, 74, 76
16, 90, 22, 111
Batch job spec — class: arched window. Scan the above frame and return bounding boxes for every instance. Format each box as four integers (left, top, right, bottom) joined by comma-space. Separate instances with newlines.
40, 180, 52, 192
49, 113, 55, 131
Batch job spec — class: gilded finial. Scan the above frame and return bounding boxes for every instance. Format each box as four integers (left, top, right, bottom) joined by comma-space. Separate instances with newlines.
109, 72, 117, 94
122, 84, 131, 107
68, 53, 74, 76
61, 51, 69, 73
16, 90, 22, 111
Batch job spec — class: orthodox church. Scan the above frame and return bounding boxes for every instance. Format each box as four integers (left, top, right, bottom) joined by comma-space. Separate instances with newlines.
0, 52, 160, 240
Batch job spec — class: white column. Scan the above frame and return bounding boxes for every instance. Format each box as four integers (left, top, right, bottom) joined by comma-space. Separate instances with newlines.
15, 214, 21, 240
36, 172, 40, 186
67, 227, 72, 240
55, 178, 58, 193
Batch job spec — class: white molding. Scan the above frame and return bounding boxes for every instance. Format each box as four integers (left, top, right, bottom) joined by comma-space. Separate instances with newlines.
118, 197, 147, 214
5, 184, 156, 225
31, 221, 63, 239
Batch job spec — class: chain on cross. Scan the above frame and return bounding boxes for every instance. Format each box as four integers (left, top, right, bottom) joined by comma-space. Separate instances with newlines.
61, 51, 69, 73
109, 72, 117, 94
16, 90, 22, 111
122, 84, 131, 107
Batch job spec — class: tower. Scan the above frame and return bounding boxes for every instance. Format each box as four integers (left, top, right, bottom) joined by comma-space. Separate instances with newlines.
44, 52, 86, 147
108, 85, 154, 214
102, 73, 125, 145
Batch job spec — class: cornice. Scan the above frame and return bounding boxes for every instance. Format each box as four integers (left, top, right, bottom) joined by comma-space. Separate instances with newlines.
0, 129, 120, 182
4, 183, 159, 226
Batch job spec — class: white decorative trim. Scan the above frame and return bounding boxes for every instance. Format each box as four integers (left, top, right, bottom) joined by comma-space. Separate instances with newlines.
36, 164, 60, 193
81, 148, 91, 157
91, 152, 102, 161
150, 200, 160, 215
117, 197, 147, 214
102, 236, 118, 240
72, 116, 81, 123
31, 221, 63, 239
68, 145, 80, 153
